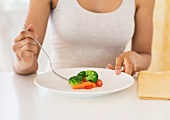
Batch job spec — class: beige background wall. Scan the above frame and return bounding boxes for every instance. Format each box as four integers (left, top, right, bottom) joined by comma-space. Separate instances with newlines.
149, 0, 170, 71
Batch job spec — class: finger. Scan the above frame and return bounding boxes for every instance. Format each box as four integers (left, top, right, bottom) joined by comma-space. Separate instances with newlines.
27, 24, 38, 39
124, 58, 133, 75
106, 63, 115, 70
15, 31, 36, 42
27, 24, 35, 32
115, 57, 124, 75
13, 38, 37, 52
132, 66, 137, 76
132, 70, 136, 76
121, 64, 125, 72
124, 63, 133, 75
19, 51, 34, 62
14, 51, 21, 60
20, 44, 38, 54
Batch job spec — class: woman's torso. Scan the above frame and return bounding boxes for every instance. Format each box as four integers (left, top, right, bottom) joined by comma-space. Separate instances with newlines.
49, 0, 135, 69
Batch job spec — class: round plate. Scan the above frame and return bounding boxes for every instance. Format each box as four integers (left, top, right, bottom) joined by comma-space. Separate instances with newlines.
34, 68, 134, 97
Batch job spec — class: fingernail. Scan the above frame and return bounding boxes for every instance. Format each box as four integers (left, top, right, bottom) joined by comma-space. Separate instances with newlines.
115, 68, 120, 74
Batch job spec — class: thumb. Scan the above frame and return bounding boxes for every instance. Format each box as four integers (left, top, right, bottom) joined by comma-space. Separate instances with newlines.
27, 24, 35, 32
106, 63, 115, 70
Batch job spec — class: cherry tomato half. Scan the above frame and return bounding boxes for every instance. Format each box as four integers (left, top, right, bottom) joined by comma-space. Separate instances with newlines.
96, 79, 103, 87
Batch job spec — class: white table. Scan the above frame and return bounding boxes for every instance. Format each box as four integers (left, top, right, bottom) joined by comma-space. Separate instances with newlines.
1, 72, 170, 120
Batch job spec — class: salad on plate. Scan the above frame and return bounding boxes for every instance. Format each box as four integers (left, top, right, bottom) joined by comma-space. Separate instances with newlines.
68, 70, 103, 89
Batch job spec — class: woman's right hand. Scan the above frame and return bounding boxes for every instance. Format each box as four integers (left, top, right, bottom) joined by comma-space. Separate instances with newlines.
13, 24, 38, 70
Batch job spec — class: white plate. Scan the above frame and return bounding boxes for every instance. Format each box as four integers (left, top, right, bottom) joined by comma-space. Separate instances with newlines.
34, 68, 134, 97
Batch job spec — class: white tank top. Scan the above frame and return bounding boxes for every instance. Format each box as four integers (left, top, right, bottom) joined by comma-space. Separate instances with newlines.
49, 0, 135, 69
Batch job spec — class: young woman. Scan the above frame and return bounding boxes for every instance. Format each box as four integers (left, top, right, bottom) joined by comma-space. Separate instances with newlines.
12, 0, 155, 75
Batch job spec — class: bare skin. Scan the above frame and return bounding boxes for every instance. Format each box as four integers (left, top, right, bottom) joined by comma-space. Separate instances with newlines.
12, 0, 155, 75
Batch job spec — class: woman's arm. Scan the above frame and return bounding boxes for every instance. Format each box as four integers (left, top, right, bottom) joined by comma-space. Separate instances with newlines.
12, 0, 53, 74
107, 0, 155, 75
131, 0, 155, 71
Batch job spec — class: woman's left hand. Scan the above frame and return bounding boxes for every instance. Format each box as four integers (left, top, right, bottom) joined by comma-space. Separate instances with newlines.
106, 51, 138, 76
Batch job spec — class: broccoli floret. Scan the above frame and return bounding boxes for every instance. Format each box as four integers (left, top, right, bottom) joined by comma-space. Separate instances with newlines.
68, 70, 99, 86
68, 75, 83, 86
85, 70, 98, 83
77, 71, 86, 77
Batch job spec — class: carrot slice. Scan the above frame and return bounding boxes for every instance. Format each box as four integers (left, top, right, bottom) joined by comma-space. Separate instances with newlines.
84, 85, 92, 89
72, 82, 92, 89
91, 82, 97, 88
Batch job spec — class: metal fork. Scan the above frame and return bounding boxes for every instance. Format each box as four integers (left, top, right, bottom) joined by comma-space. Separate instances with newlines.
23, 24, 68, 81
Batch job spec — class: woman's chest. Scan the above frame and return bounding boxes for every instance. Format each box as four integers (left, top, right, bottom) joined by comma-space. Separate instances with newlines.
50, 0, 135, 47
52, 0, 137, 13
77, 0, 123, 13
